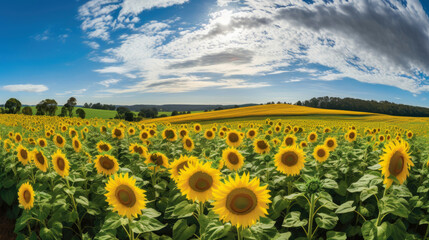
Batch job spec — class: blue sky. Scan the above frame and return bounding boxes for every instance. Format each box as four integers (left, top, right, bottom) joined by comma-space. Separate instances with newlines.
1, 0, 429, 106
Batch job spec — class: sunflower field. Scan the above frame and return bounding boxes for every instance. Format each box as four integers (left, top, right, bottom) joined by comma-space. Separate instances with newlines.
1, 113, 429, 240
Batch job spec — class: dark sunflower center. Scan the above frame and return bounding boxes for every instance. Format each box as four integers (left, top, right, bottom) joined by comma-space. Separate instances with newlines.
317, 149, 326, 158
23, 190, 31, 203
327, 140, 334, 147
150, 154, 164, 166
71, 131, 76, 137
56, 136, 63, 144
165, 130, 175, 139
285, 137, 293, 146
142, 132, 148, 139
349, 132, 355, 139
180, 130, 187, 137
100, 144, 110, 151
115, 185, 136, 207
226, 188, 257, 215
150, 130, 155, 135
20, 149, 28, 159
206, 131, 213, 138
228, 133, 239, 143
310, 134, 315, 140
257, 140, 268, 149
100, 156, 115, 170
57, 157, 65, 171
16, 135, 22, 141
40, 140, 46, 147
408, 133, 412, 137
228, 152, 239, 165
36, 152, 45, 165
281, 151, 298, 166
114, 129, 122, 137
74, 140, 80, 148
196, 126, 200, 131
389, 151, 405, 176
185, 139, 193, 147
189, 171, 213, 192
249, 130, 255, 136
101, 127, 106, 132
176, 161, 189, 173
134, 146, 143, 155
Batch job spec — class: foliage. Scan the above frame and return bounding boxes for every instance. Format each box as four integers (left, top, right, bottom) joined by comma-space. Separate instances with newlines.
5, 98, 22, 114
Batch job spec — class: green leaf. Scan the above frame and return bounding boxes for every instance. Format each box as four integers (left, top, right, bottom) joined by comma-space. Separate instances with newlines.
270, 195, 289, 219
360, 186, 378, 202
335, 201, 356, 214
172, 219, 196, 240
322, 179, 339, 190
367, 164, 381, 170
14, 211, 32, 232
203, 220, 232, 240
390, 219, 406, 240
283, 211, 308, 228
315, 213, 338, 230
361, 220, 377, 240
347, 174, 382, 193
171, 201, 197, 218
326, 231, 347, 240
141, 208, 161, 218
379, 196, 409, 218
131, 216, 166, 234
101, 213, 122, 230
39, 227, 55, 240
284, 192, 304, 200
75, 196, 89, 207
243, 217, 277, 240
1, 187, 16, 206
273, 232, 292, 240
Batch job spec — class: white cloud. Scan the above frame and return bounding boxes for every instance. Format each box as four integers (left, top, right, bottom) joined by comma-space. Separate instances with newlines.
2, 84, 48, 92
84, 41, 100, 49
79, 0, 429, 94
56, 88, 87, 96
98, 79, 121, 87
33, 30, 50, 41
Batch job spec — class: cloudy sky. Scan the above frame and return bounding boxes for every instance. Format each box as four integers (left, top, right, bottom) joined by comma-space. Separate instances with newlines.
1, 0, 429, 106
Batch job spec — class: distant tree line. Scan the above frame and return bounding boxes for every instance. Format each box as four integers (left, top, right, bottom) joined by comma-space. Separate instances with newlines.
294, 96, 429, 117
83, 102, 116, 110
0, 97, 86, 119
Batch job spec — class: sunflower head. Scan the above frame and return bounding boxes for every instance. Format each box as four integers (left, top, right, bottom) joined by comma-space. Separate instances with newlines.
274, 145, 306, 176
222, 147, 245, 171
300, 141, 308, 148
313, 145, 330, 163
16, 145, 31, 166
96, 141, 112, 152
94, 154, 119, 176
145, 152, 169, 169
182, 136, 195, 151
72, 137, 82, 153
128, 127, 136, 135
52, 149, 70, 178
324, 137, 337, 151
406, 131, 413, 139
18, 182, 34, 210
177, 161, 221, 202
379, 140, 413, 189
112, 127, 125, 140
253, 139, 270, 154
129, 143, 148, 158
54, 134, 66, 148
346, 130, 357, 142
283, 134, 297, 146
226, 130, 243, 147
162, 128, 178, 142
204, 129, 215, 140
169, 155, 199, 182
32, 150, 48, 172
307, 132, 318, 143
212, 173, 271, 228
105, 173, 146, 219
246, 129, 258, 139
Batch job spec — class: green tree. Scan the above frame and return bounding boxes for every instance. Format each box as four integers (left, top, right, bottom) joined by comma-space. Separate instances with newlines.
64, 97, 77, 117
76, 108, 86, 119
5, 98, 22, 114
22, 106, 33, 115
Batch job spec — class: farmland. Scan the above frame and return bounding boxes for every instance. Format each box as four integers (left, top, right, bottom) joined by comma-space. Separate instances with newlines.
0, 104, 428, 239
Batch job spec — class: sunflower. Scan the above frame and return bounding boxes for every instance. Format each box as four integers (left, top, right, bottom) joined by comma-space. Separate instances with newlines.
406, 131, 413, 139
194, 124, 202, 133
246, 129, 258, 139
182, 136, 195, 151
274, 145, 306, 176
128, 127, 136, 135
14, 133, 23, 143
3, 139, 14, 152
283, 134, 297, 146
253, 139, 270, 154
100, 125, 107, 133
45, 131, 51, 138
177, 161, 221, 202
379, 135, 385, 142
52, 149, 70, 178
149, 129, 156, 137
179, 129, 189, 138
226, 130, 243, 147
379, 140, 413, 189
324, 137, 337, 151
300, 141, 308, 148
346, 130, 357, 142
162, 128, 178, 142
272, 138, 281, 146
219, 131, 226, 138
94, 154, 120, 176
112, 127, 125, 140
96, 141, 112, 152
307, 132, 318, 143
105, 173, 146, 219
16, 145, 31, 166
145, 152, 169, 169
139, 130, 151, 141
212, 173, 271, 228
129, 143, 148, 158
53, 134, 66, 148
169, 155, 198, 182
69, 128, 78, 138
32, 150, 48, 172
313, 145, 330, 163
72, 137, 82, 153
222, 147, 244, 171
204, 129, 215, 140
18, 182, 34, 210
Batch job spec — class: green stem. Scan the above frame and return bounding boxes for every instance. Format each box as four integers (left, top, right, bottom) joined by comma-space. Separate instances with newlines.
376, 187, 388, 226
307, 194, 316, 240
129, 218, 134, 240
237, 226, 243, 240
66, 178, 83, 238
424, 224, 429, 240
